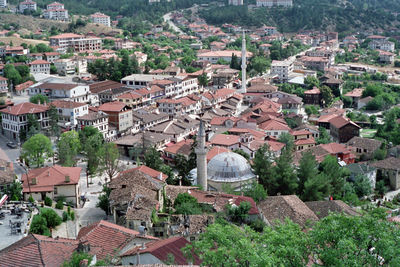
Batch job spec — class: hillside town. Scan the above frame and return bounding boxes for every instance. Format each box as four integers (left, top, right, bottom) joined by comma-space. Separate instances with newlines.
0, 0, 400, 266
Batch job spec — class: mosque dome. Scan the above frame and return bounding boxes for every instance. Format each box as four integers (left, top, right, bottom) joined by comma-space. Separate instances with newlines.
207, 152, 255, 183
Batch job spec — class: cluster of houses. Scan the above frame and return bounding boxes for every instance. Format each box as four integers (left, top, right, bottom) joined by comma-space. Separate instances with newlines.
0, 0, 112, 26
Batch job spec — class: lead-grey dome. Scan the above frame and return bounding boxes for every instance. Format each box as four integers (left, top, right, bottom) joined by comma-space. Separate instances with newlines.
207, 152, 255, 182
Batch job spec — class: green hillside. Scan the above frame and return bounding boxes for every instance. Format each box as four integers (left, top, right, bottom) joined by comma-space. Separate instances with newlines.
199, 0, 400, 34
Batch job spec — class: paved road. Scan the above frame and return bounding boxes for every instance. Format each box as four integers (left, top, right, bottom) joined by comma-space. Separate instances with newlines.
75, 160, 110, 228
163, 12, 184, 34
0, 134, 25, 176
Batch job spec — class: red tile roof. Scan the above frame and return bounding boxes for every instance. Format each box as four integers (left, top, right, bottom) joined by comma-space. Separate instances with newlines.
30, 60, 50, 65
50, 100, 87, 109
98, 101, 128, 112
50, 33, 82, 39
0, 234, 78, 267
122, 237, 201, 265
132, 165, 168, 181
304, 87, 320, 95
329, 116, 360, 129
0, 102, 48, 116
21, 165, 81, 193
118, 91, 142, 100
344, 88, 364, 98
259, 119, 290, 131
15, 80, 34, 91
207, 146, 230, 162
210, 134, 240, 146
78, 220, 157, 260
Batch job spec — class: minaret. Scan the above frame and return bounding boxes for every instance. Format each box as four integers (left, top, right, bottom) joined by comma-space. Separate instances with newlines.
241, 30, 247, 94
195, 120, 207, 191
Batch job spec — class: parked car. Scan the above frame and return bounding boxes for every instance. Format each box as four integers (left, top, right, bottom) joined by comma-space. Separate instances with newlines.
6, 142, 17, 149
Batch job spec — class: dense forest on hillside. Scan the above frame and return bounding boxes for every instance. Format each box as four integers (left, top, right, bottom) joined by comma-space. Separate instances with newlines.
199, 0, 400, 34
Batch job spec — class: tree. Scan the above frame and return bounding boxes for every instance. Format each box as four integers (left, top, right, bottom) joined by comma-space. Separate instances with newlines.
183, 221, 310, 267
302, 173, 331, 202
316, 127, 330, 144
174, 193, 201, 215
251, 144, 274, 191
4, 64, 22, 88
352, 174, 372, 198
233, 149, 250, 161
229, 53, 240, 70
297, 152, 320, 198
30, 95, 49, 104
22, 134, 53, 167
226, 201, 251, 225
57, 130, 81, 166
40, 208, 62, 228
81, 128, 104, 176
309, 212, 400, 266
242, 181, 267, 203
99, 143, 121, 181
249, 56, 270, 75
320, 155, 347, 199
48, 104, 60, 137
144, 147, 163, 171
62, 252, 93, 267
30, 214, 50, 236
197, 72, 209, 87
278, 132, 294, 150
320, 85, 334, 106
97, 185, 111, 215
7, 179, 22, 201
270, 147, 298, 195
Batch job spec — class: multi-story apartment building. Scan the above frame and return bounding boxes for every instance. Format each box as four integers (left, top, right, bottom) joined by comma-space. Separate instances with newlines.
256, 0, 292, 7
77, 111, 109, 138
50, 100, 89, 127
54, 58, 87, 75
116, 91, 143, 110
30, 82, 91, 103
49, 33, 83, 48
98, 102, 133, 133
0, 0, 7, 8
369, 40, 395, 52
270, 59, 294, 82
0, 76, 8, 94
0, 102, 49, 141
157, 96, 201, 116
29, 60, 51, 74
70, 37, 102, 52
43, 2, 69, 21
121, 74, 172, 88
19, 0, 36, 13
90, 12, 111, 27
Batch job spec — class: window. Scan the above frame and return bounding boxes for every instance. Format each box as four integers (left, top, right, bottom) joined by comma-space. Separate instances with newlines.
54, 187, 58, 194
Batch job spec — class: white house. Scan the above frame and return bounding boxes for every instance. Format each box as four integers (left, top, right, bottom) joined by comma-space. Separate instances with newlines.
30, 82, 91, 103
270, 59, 294, 82
30, 60, 50, 74
0, 102, 49, 141
0, 76, 8, 93
197, 50, 252, 64
256, 0, 292, 7
90, 12, 111, 27
50, 100, 89, 127
43, 2, 69, 21
19, 0, 36, 13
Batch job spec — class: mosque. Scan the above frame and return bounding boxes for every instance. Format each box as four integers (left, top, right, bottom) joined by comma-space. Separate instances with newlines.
191, 120, 257, 192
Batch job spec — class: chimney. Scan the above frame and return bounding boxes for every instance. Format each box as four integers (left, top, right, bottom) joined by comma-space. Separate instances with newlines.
141, 242, 146, 250
158, 172, 163, 180
65, 175, 70, 183
48, 170, 50, 176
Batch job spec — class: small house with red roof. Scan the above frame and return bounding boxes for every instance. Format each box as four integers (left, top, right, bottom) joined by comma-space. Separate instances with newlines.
21, 165, 82, 206
290, 129, 316, 151
0, 76, 8, 93
303, 87, 322, 106
344, 88, 364, 108
14, 80, 34, 96
329, 116, 360, 143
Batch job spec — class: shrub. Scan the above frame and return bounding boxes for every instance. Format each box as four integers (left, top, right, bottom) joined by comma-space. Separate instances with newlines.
44, 197, 52, 207
62, 211, 68, 222
30, 214, 50, 236
28, 195, 35, 203
40, 208, 62, 228
70, 211, 75, 221
55, 200, 64, 210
